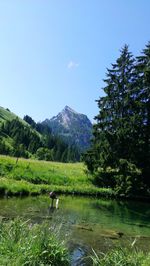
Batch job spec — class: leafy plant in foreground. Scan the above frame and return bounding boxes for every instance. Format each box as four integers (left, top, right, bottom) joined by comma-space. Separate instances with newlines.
0, 218, 69, 266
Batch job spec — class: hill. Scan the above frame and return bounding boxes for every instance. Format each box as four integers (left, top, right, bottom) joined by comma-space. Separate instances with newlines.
0, 106, 18, 122
0, 107, 80, 162
0, 107, 42, 157
42, 106, 92, 151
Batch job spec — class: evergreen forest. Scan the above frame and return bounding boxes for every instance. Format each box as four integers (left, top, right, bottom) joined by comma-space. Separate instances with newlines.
0, 113, 80, 162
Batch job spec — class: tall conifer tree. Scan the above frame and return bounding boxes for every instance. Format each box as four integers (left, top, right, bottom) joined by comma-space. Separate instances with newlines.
84, 43, 150, 194
88, 45, 136, 169
135, 42, 150, 185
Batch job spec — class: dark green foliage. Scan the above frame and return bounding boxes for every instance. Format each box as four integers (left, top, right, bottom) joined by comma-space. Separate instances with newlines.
36, 122, 52, 135
84, 43, 150, 196
94, 160, 143, 196
1, 118, 42, 156
23, 115, 36, 128
135, 42, 150, 186
114, 160, 143, 196
23, 115, 52, 135
36, 147, 54, 161
0, 114, 80, 162
0, 138, 10, 155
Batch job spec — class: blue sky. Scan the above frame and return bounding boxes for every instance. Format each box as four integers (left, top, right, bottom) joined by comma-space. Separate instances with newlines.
0, 0, 150, 122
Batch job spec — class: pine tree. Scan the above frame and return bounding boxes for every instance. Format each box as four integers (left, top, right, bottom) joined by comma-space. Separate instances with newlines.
135, 42, 150, 185
92, 45, 136, 169
84, 45, 146, 194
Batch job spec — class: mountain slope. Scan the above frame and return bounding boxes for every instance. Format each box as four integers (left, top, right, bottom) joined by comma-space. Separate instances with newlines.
0, 106, 20, 123
0, 106, 30, 127
0, 107, 42, 157
42, 106, 92, 151
0, 106, 80, 162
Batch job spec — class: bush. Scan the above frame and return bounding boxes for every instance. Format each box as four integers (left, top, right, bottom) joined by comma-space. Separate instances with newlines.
114, 159, 143, 196
94, 159, 144, 197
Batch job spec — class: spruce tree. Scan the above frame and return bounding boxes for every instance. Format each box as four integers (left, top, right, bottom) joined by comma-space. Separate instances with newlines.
84, 43, 150, 195
84, 45, 145, 194
92, 45, 136, 168
135, 42, 150, 185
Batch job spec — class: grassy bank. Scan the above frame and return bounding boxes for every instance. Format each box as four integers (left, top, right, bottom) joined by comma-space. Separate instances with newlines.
0, 218, 69, 266
0, 218, 150, 266
0, 155, 113, 197
91, 248, 150, 266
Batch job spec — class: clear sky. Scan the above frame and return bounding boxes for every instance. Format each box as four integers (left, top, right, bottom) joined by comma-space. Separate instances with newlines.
0, 0, 150, 122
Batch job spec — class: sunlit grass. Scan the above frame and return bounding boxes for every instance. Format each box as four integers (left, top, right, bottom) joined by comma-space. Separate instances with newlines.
0, 177, 113, 197
91, 247, 150, 266
0, 218, 69, 266
0, 155, 88, 185
0, 155, 113, 197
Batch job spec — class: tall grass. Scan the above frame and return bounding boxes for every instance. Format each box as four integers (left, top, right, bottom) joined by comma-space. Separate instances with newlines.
0, 218, 69, 266
0, 177, 113, 197
0, 155, 88, 185
91, 248, 150, 266
0, 155, 113, 197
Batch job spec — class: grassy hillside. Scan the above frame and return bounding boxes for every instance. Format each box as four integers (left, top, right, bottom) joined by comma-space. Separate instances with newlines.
0, 106, 28, 125
0, 107, 23, 152
0, 107, 41, 157
0, 155, 113, 197
0, 107, 81, 162
0, 106, 17, 123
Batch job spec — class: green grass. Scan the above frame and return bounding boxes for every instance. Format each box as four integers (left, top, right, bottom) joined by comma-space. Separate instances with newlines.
0, 155, 113, 197
1, 219, 150, 266
0, 155, 88, 184
0, 106, 17, 123
0, 218, 69, 266
91, 247, 150, 266
0, 106, 29, 126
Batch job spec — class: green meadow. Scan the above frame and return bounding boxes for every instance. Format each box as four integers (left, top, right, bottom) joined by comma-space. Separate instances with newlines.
0, 155, 113, 197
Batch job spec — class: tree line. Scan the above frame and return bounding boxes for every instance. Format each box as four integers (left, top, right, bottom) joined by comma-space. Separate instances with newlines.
83, 42, 150, 197
0, 116, 80, 162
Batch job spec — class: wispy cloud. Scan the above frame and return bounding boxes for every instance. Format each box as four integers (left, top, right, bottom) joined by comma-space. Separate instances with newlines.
67, 60, 79, 69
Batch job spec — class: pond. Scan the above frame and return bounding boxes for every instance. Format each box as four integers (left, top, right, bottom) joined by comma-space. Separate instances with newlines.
0, 195, 150, 265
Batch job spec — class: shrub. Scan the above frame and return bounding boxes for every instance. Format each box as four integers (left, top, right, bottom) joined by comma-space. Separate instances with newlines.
94, 159, 144, 197
114, 159, 143, 196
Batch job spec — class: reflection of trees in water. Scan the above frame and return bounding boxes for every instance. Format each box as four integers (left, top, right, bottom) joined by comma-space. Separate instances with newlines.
92, 199, 150, 227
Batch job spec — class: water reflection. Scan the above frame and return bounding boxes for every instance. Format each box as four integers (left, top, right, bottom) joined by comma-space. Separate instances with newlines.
0, 195, 150, 264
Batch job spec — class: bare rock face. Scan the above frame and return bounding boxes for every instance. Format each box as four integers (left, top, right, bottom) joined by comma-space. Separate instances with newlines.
42, 106, 92, 151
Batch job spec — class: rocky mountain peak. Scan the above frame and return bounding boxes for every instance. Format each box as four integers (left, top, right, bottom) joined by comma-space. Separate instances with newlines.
42, 106, 92, 151
63, 105, 77, 114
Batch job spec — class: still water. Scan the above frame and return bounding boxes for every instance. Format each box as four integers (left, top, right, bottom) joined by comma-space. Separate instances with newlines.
0, 195, 150, 265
